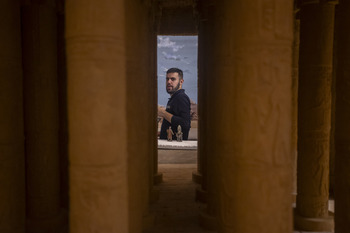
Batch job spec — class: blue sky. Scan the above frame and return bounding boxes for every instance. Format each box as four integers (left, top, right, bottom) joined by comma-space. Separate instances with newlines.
157, 36, 198, 106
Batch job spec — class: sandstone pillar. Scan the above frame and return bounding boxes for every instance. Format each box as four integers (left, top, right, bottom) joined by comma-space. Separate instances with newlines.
192, 156, 202, 184
295, 0, 336, 231
329, 5, 338, 198
21, 1, 65, 232
202, 1, 294, 232
143, 1, 158, 224
0, 1, 25, 232
292, 11, 300, 200
148, 6, 160, 204
153, 9, 163, 186
334, 1, 350, 232
66, 1, 130, 232
125, 0, 154, 231
195, 0, 212, 204
153, 158, 163, 184
57, 0, 69, 213
153, 150, 163, 184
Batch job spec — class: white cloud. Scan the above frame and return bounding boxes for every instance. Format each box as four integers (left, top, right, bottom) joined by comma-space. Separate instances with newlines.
158, 37, 185, 52
160, 66, 168, 72
162, 51, 181, 61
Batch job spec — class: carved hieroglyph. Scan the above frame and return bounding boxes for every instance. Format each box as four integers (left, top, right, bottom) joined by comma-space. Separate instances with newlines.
296, 1, 335, 221
0, 1, 25, 232
205, 0, 294, 232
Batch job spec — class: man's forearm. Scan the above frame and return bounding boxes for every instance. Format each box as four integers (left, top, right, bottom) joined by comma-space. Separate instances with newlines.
161, 111, 173, 123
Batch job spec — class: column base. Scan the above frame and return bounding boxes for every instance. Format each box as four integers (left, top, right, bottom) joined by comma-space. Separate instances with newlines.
294, 208, 334, 232
154, 172, 163, 184
26, 209, 67, 233
142, 213, 155, 230
192, 171, 202, 184
150, 187, 160, 203
195, 186, 207, 203
199, 210, 217, 230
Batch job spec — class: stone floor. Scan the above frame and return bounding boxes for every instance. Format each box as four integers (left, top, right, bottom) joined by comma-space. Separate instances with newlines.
144, 164, 214, 233
144, 149, 334, 233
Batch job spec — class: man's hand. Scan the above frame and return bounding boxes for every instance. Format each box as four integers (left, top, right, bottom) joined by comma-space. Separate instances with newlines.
158, 105, 173, 123
158, 106, 166, 117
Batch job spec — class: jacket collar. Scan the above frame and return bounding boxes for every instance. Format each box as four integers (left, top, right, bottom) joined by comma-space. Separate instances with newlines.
169, 89, 185, 100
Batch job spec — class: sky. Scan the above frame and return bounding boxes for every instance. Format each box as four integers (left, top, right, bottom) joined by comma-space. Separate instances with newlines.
157, 36, 198, 106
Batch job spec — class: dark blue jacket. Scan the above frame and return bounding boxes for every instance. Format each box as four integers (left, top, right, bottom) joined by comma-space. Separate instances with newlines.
160, 89, 191, 140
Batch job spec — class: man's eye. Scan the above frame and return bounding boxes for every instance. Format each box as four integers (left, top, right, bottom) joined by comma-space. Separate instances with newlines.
171, 78, 176, 81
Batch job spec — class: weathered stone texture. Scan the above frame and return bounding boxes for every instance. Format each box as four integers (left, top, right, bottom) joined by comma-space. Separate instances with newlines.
66, 0, 129, 232
296, 2, 335, 221
204, 0, 294, 232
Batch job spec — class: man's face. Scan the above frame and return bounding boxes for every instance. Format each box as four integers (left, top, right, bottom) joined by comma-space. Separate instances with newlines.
166, 72, 183, 95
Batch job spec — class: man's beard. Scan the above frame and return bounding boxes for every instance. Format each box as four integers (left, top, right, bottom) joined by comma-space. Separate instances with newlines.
166, 82, 180, 94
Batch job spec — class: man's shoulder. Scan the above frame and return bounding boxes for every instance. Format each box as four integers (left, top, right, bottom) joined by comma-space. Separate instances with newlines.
174, 89, 190, 100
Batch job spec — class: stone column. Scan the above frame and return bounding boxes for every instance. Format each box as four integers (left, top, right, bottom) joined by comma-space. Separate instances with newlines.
57, 0, 69, 214
143, 1, 158, 226
148, 4, 160, 204
0, 1, 25, 232
295, 0, 336, 231
192, 157, 202, 184
334, 1, 350, 232
153, 151, 163, 184
153, 8, 163, 186
195, 0, 212, 204
291, 11, 300, 200
201, 1, 294, 232
66, 0, 131, 232
21, 1, 65, 232
125, 0, 154, 231
329, 5, 338, 198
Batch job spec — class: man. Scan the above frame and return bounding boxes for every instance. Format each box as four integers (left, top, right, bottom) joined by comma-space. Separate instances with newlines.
158, 68, 191, 140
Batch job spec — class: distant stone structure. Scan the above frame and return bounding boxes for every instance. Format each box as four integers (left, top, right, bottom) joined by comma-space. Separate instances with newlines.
190, 99, 198, 120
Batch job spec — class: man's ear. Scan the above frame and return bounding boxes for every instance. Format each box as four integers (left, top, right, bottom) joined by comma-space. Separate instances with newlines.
180, 79, 184, 85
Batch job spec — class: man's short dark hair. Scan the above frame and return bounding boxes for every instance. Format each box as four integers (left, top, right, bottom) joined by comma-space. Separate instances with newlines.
167, 68, 183, 80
